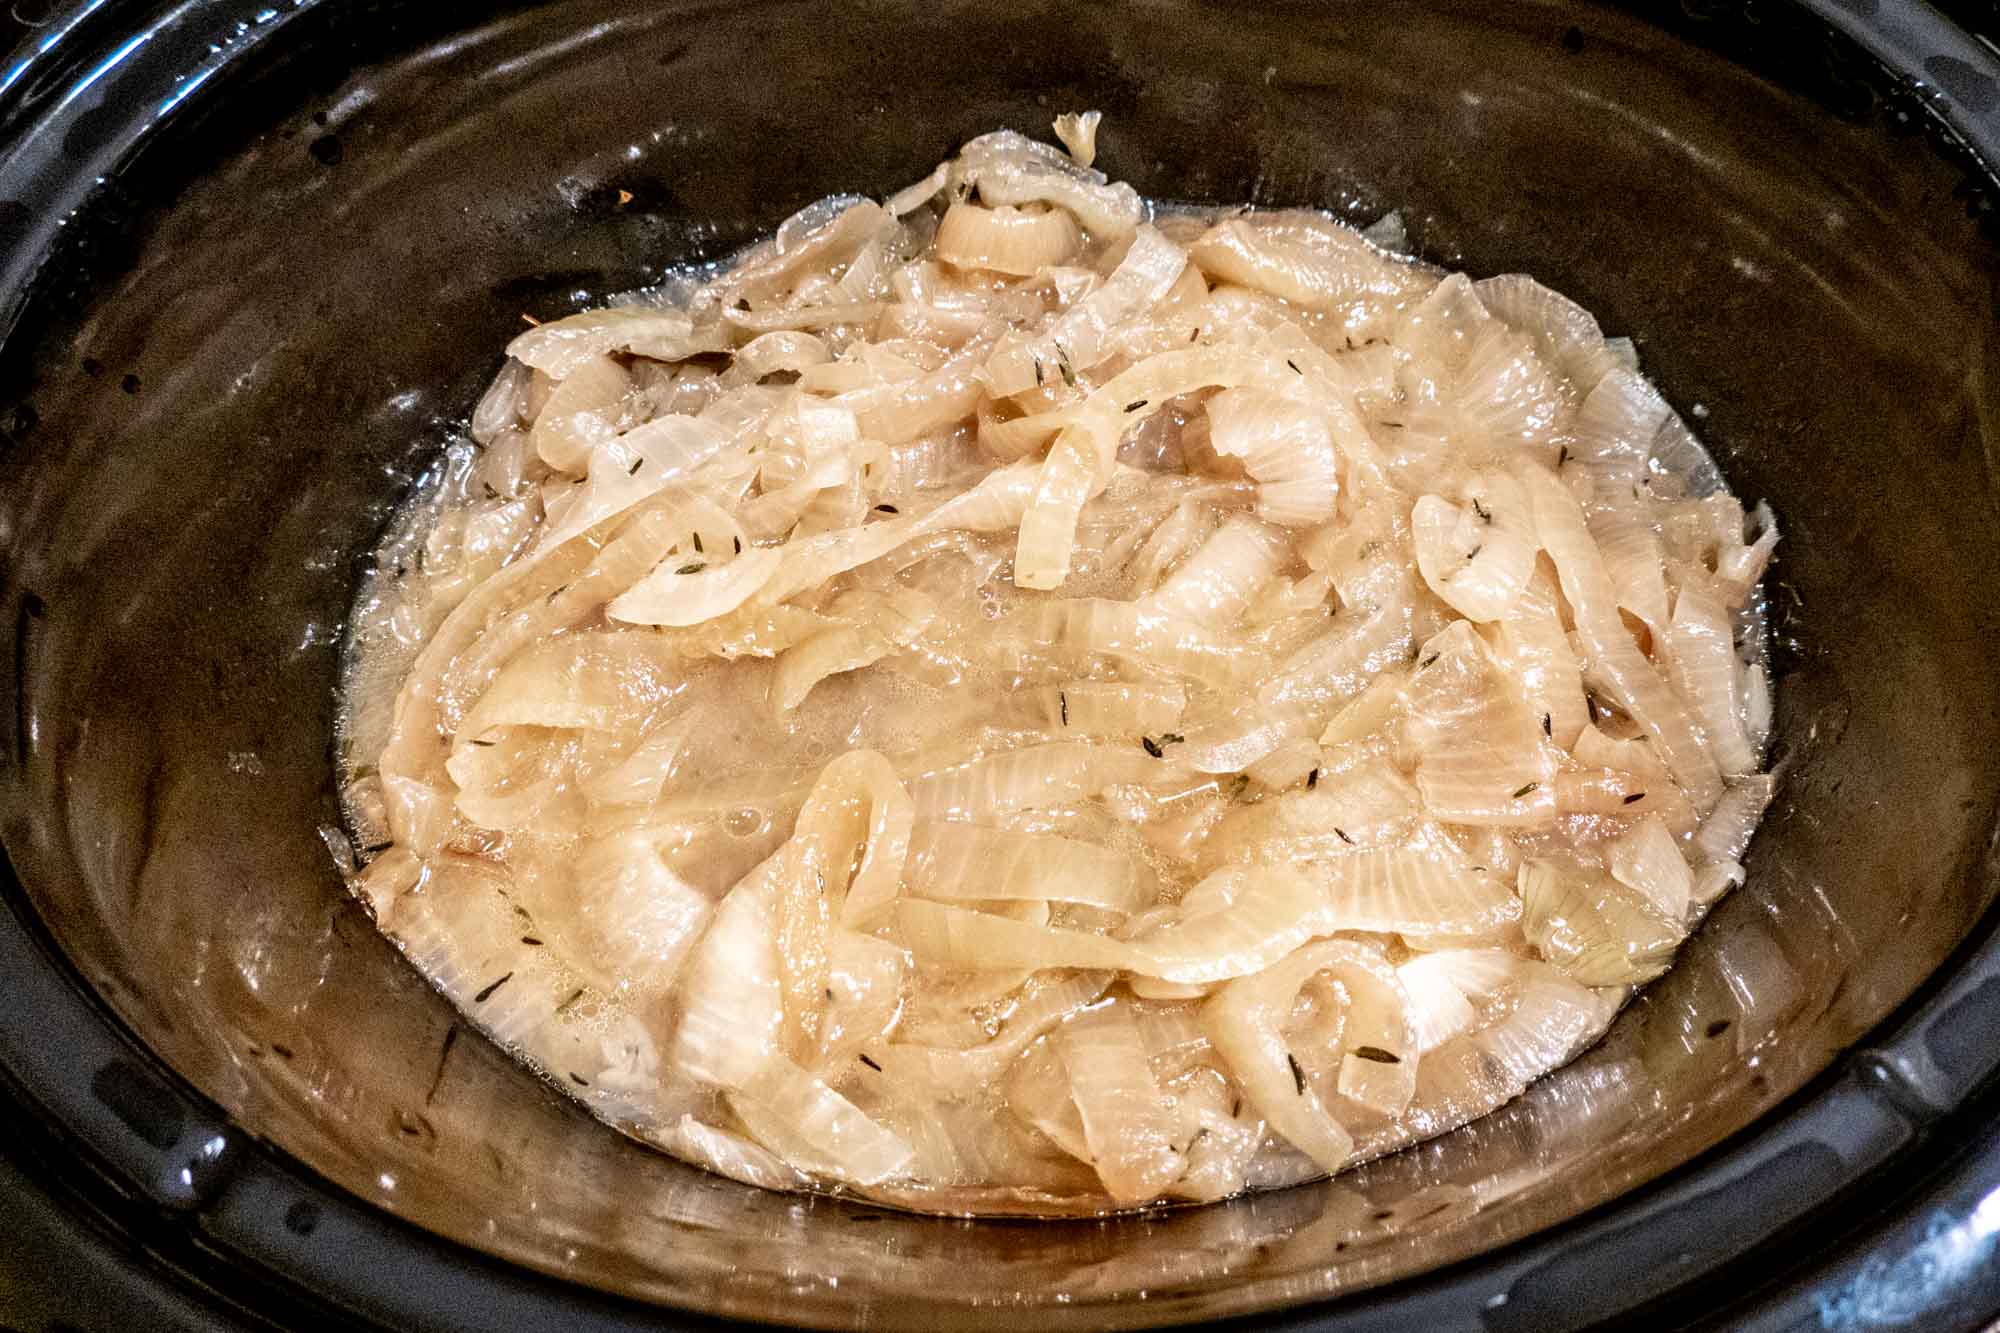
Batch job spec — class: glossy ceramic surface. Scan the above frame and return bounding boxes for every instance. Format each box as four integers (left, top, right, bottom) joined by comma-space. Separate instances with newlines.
1, 2, 1998, 1328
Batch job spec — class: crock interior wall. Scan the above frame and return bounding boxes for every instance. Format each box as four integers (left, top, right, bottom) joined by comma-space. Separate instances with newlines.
1, 0, 1996, 1325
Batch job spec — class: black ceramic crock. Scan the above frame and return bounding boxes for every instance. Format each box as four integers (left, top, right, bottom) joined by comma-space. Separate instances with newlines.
2, 2, 2000, 1329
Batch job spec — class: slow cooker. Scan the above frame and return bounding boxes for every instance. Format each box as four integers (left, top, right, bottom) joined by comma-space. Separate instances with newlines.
3, 1, 2000, 1328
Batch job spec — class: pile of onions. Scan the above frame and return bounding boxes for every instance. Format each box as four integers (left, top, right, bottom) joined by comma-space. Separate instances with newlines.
337, 115, 1780, 1216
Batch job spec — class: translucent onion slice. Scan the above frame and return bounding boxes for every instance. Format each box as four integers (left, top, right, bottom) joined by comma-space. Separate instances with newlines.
1009, 340, 1307, 589
1660, 583, 1759, 777
1397, 948, 1521, 1053
1694, 774, 1777, 865
958, 129, 1146, 239
1607, 814, 1695, 922
606, 545, 783, 628
705, 197, 892, 313
874, 971, 1112, 1095
1310, 837, 1523, 943
1473, 273, 1619, 397
1261, 567, 1418, 715
935, 201, 1083, 276
1411, 473, 1537, 623
670, 874, 783, 1089
507, 305, 713, 379
768, 588, 936, 713
1524, 462, 1723, 812
906, 820, 1148, 913
1588, 484, 1671, 636
1569, 368, 1674, 471
1165, 1064, 1265, 1203
844, 324, 1000, 444
894, 863, 1330, 984
1692, 859, 1747, 911
530, 354, 632, 473
1492, 564, 1589, 749
1189, 212, 1417, 309
1519, 859, 1684, 986
1058, 1002, 1188, 1202
659, 1115, 805, 1193
727, 1057, 915, 1186
1570, 722, 1670, 785
453, 631, 681, 743
984, 224, 1188, 397
1317, 671, 1406, 749
1203, 938, 1411, 1173
729, 331, 830, 383
907, 742, 1147, 820
1051, 110, 1103, 167
471, 358, 531, 444
813, 930, 908, 1072
1020, 680, 1186, 737
1472, 963, 1619, 1085
1205, 387, 1340, 527
994, 597, 1264, 688
1004, 1036, 1093, 1163
793, 748, 916, 929
885, 162, 950, 217
1403, 621, 1556, 826
549, 830, 715, 998
1246, 735, 1324, 791
530, 415, 736, 562
1200, 758, 1422, 866
1141, 512, 1291, 628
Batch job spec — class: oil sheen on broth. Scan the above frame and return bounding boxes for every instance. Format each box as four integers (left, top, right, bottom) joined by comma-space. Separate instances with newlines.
335, 115, 1780, 1217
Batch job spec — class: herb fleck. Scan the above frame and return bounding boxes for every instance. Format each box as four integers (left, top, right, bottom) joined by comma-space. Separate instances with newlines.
1288, 1052, 1308, 1095
1059, 691, 1069, 727
627, 457, 643, 475
361, 840, 393, 856
1034, 358, 1046, 386
733, 536, 743, 554
1160, 732, 1185, 746
676, 562, 707, 575
1141, 736, 1164, 758
473, 972, 513, 1004
1542, 712, 1553, 738
692, 532, 703, 553
1512, 781, 1540, 799
569, 1072, 590, 1086
1471, 496, 1491, 523
469, 738, 495, 748
1124, 399, 1148, 413
1286, 359, 1302, 375
555, 989, 585, 1015
1055, 342, 1076, 387
1418, 653, 1439, 670
1557, 444, 1570, 469
1622, 791, 1646, 805
1334, 826, 1355, 845
875, 503, 899, 514
1307, 768, 1320, 790
859, 1053, 884, 1072
1351, 1046, 1401, 1064
520, 936, 543, 947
